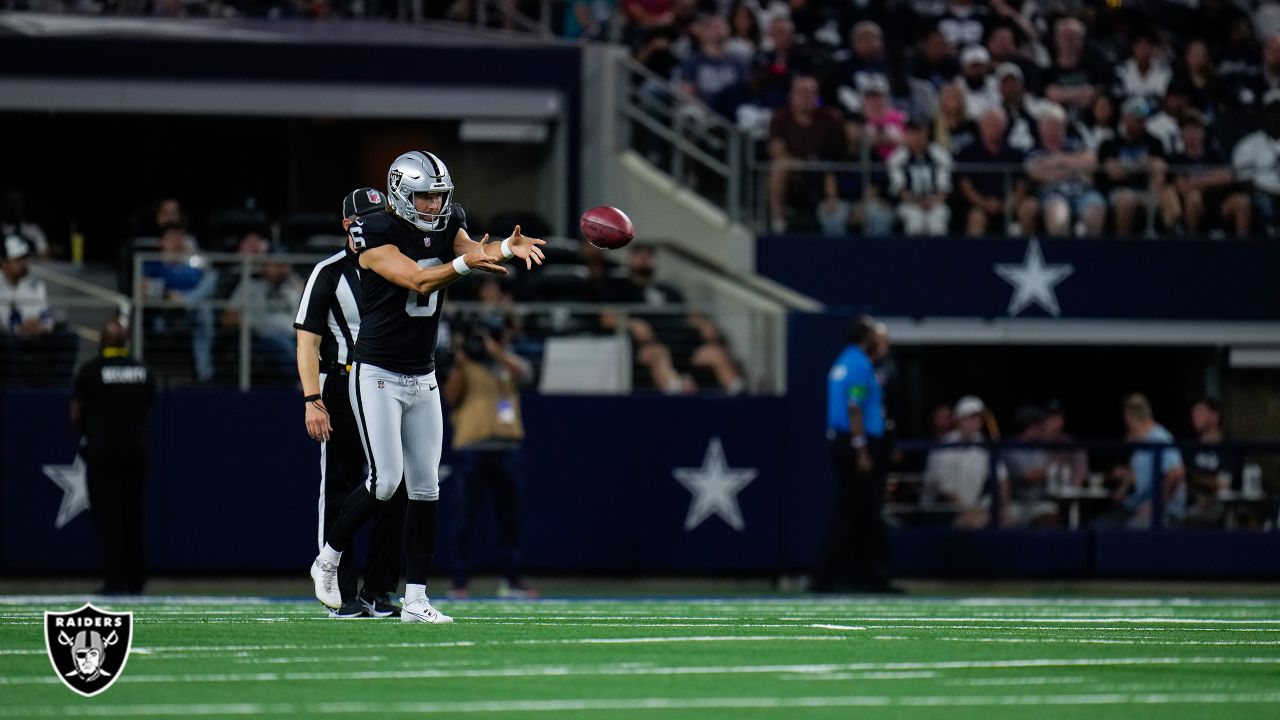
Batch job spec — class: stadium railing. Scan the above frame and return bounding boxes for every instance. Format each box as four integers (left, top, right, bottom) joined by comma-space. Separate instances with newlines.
617, 54, 749, 223
891, 438, 1280, 533
128, 250, 780, 393
753, 159, 1240, 238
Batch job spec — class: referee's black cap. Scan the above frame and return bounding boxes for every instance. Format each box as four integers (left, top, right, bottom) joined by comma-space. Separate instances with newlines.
343, 187, 386, 220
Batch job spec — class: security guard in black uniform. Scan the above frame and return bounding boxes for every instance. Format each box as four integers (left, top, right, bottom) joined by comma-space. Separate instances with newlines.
295, 187, 404, 618
70, 317, 156, 595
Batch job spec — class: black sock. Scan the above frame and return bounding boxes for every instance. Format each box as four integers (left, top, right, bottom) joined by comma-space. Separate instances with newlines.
327, 484, 381, 552
404, 499, 438, 586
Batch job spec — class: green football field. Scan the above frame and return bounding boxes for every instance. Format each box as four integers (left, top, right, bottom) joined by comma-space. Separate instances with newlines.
3, 593, 1280, 719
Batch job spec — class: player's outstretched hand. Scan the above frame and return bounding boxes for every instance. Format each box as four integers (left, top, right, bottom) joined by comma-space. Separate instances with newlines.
465, 235, 508, 275
507, 225, 547, 271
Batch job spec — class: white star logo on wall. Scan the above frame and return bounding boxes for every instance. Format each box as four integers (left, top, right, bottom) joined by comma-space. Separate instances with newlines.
43, 455, 89, 529
673, 437, 757, 532
994, 238, 1075, 317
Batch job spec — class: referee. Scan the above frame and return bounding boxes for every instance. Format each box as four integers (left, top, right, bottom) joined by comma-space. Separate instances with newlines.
295, 187, 405, 618
814, 315, 898, 594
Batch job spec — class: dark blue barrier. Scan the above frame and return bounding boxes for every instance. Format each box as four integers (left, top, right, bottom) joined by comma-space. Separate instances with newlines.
1, 390, 789, 575
3, 388, 1277, 579
757, 235, 1280, 319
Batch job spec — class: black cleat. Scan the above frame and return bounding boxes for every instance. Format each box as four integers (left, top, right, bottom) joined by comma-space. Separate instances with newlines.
359, 591, 401, 618
328, 599, 368, 619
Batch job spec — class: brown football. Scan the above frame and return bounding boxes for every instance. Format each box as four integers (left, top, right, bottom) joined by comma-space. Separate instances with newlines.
580, 206, 634, 250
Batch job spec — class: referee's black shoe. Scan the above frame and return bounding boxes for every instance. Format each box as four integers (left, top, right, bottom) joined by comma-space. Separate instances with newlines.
359, 590, 402, 618
328, 599, 367, 619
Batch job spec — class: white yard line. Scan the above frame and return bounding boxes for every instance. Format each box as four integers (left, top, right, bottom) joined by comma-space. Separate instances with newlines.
3, 655, 1280, 686
5, 692, 1280, 716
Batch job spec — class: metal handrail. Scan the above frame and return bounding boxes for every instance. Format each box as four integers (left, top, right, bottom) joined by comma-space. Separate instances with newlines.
29, 264, 131, 318
617, 54, 748, 222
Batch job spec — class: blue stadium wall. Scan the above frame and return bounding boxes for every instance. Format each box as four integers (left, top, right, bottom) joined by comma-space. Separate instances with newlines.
4, 387, 1279, 579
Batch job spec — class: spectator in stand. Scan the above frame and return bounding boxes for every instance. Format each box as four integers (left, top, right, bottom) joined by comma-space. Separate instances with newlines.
222, 249, 306, 380
956, 45, 1000, 119
1113, 30, 1171, 107
832, 20, 890, 105
622, 0, 676, 41
753, 15, 813, 109
0, 191, 49, 258
924, 395, 1005, 529
985, 23, 1039, 94
957, 107, 1033, 237
1002, 405, 1059, 527
937, 0, 990, 51
1044, 17, 1104, 116
1025, 103, 1104, 236
932, 82, 978, 156
142, 223, 217, 382
724, 1, 760, 63
1184, 396, 1232, 528
910, 26, 961, 92
1232, 91, 1280, 235
154, 198, 182, 232
997, 62, 1046, 153
1043, 401, 1088, 489
1103, 393, 1186, 529
850, 74, 906, 161
1096, 97, 1167, 237
1079, 93, 1118, 152
1146, 81, 1190, 156
1172, 40, 1219, 121
677, 13, 750, 119
0, 235, 52, 337
930, 403, 955, 440
767, 74, 845, 234
1166, 111, 1250, 237
563, 0, 617, 41
888, 119, 953, 236
1221, 32, 1280, 111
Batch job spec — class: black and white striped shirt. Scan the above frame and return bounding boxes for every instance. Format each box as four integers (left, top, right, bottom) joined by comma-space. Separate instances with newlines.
294, 249, 361, 367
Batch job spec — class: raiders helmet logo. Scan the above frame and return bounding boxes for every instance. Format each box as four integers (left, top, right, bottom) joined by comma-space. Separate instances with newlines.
44, 604, 133, 697
389, 169, 404, 191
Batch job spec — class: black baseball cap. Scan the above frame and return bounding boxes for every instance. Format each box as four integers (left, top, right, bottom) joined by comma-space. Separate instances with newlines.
343, 187, 386, 219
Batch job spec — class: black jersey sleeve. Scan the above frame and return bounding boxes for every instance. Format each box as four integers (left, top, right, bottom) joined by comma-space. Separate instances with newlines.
348, 211, 396, 254
294, 260, 336, 334
441, 204, 468, 261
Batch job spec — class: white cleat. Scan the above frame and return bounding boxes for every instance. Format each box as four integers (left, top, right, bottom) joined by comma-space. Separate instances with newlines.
400, 597, 454, 624
310, 557, 341, 609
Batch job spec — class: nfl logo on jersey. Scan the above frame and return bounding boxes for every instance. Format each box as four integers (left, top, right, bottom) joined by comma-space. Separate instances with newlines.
423, 237, 432, 248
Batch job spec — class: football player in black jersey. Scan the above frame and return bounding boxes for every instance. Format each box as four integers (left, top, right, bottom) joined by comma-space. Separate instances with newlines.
311, 151, 546, 623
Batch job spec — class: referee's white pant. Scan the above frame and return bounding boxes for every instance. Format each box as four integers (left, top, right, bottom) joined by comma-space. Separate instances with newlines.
349, 362, 443, 503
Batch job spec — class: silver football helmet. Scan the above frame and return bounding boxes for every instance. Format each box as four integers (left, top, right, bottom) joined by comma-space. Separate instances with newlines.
387, 150, 454, 232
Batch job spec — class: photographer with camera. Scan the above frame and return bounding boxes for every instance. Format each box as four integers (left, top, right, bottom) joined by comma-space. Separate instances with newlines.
444, 317, 537, 599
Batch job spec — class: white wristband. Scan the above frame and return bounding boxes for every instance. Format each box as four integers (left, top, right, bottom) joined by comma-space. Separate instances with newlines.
500, 237, 516, 260
452, 255, 471, 276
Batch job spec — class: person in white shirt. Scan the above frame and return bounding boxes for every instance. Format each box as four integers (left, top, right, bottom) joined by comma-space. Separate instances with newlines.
1114, 31, 1171, 105
0, 235, 52, 336
924, 395, 1007, 528
956, 45, 1000, 119
888, 120, 953, 236
1231, 91, 1280, 234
